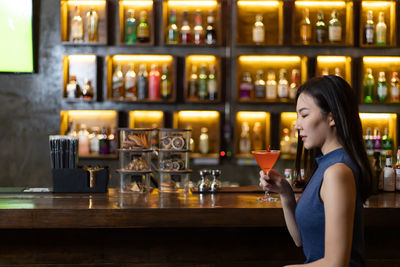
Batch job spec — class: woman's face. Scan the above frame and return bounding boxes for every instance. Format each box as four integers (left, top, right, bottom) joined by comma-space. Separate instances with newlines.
295, 93, 334, 150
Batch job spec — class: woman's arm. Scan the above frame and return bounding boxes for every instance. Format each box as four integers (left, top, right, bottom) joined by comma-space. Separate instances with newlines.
285, 163, 356, 267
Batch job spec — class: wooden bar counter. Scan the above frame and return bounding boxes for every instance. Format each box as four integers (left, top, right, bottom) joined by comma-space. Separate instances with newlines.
0, 189, 399, 266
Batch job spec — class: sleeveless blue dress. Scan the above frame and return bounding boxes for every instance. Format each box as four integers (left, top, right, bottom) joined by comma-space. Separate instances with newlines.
295, 148, 365, 266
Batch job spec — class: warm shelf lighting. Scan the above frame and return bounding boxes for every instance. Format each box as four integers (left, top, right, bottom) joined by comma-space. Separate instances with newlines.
187, 55, 216, 62
239, 56, 301, 63
67, 0, 106, 6
295, 1, 346, 7
66, 110, 117, 118
168, 1, 217, 8
362, 1, 393, 8
67, 55, 96, 64
317, 56, 347, 63
237, 112, 268, 120
359, 113, 397, 120
281, 112, 297, 120
237, 1, 280, 7
120, 0, 153, 7
178, 111, 219, 119
131, 111, 163, 120
113, 55, 173, 62
363, 57, 400, 64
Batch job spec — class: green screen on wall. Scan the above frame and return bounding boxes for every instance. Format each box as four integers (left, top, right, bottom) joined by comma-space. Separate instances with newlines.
0, 0, 33, 73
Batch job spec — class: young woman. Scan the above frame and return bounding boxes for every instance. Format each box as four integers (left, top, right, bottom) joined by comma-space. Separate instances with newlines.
259, 75, 373, 267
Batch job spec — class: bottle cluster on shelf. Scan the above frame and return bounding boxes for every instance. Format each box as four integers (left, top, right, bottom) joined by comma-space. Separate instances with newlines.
363, 10, 387, 46
364, 127, 393, 157
187, 63, 218, 101
70, 6, 99, 43
65, 76, 94, 100
372, 146, 400, 193
363, 69, 400, 103
123, 9, 150, 44
237, 121, 264, 155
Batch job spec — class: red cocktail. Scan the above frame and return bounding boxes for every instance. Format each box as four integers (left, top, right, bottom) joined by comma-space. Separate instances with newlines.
252, 150, 280, 201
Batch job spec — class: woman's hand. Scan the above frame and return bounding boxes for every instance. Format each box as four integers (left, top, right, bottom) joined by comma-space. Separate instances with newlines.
259, 169, 291, 196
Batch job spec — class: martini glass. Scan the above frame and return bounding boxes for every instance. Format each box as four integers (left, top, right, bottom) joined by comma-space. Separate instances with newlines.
252, 150, 280, 202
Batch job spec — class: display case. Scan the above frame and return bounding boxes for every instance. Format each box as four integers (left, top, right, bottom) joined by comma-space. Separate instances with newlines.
106, 55, 176, 102
279, 112, 298, 159
173, 111, 220, 160
60, 0, 107, 44
60, 110, 118, 159
236, 0, 283, 46
62, 55, 97, 101
128, 111, 164, 128
316, 56, 352, 85
184, 55, 222, 103
235, 111, 271, 159
361, 56, 400, 104
162, 0, 222, 46
292, 0, 353, 46
118, 0, 154, 45
237, 55, 307, 102
360, 1, 396, 47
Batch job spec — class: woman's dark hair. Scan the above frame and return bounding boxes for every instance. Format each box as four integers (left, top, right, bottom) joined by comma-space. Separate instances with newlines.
294, 75, 373, 202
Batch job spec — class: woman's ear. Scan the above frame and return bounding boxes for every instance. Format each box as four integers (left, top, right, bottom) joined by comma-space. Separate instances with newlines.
328, 113, 335, 127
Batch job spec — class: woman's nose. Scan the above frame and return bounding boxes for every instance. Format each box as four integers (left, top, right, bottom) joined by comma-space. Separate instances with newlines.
294, 120, 301, 130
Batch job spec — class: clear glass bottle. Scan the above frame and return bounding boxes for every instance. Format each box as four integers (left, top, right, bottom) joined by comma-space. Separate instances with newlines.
81, 79, 94, 100
280, 128, 291, 154
289, 69, 300, 101
137, 64, 148, 100
365, 127, 374, 156
363, 68, 375, 103
315, 11, 326, 44
160, 64, 171, 100
239, 72, 254, 100
364, 10, 374, 45
78, 123, 90, 156
328, 10, 342, 43
125, 63, 137, 100
321, 68, 329, 76
300, 8, 311, 45
89, 127, 100, 154
166, 9, 178, 44
383, 150, 395, 192
86, 8, 98, 42
239, 121, 251, 154
71, 5, 83, 42
148, 64, 160, 100
205, 11, 217, 45
188, 64, 198, 99
376, 11, 387, 46
390, 71, 400, 103
253, 14, 264, 45
266, 71, 277, 100
254, 70, 266, 99
198, 64, 208, 100
125, 9, 136, 44
278, 68, 289, 100
199, 127, 209, 154
208, 63, 217, 101
112, 64, 124, 100
252, 122, 263, 151
66, 75, 80, 99
180, 10, 192, 44
193, 10, 204, 45
137, 10, 150, 43
334, 67, 342, 77
377, 71, 387, 102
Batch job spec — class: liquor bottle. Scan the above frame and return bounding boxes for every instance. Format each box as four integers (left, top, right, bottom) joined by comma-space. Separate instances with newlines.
67, 122, 77, 137
160, 64, 171, 100
198, 64, 208, 100
394, 147, 400, 191
125, 9, 137, 44
364, 10, 374, 45
254, 70, 266, 99
239, 72, 254, 100
372, 151, 382, 192
300, 8, 311, 45
199, 127, 209, 154
148, 64, 160, 100
377, 71, 387, 102
239, 121, 251, 154
252, 122, 263, 151
107, 127, 117, 154
89, 127, 100, 154
373, 128, 382, 153
112, 64, 124, 100
334, 67, 342, 78
365, 127, 374, 156
71, 5, 83, 42
81, 79, 94, 100
278, 68, 289, 101
188, 64, 198, 99
328, 10, 342, 43
78, 124, 90, 156
289, 121, 298, 155
321, 68, 329, 76
180, 11, 192, 44
383, 150, 395, 191
66, 75, 80, 99
137, 10, 150, 43
376, 11, 387, 46
166, 9, 178, 44
253, 14, 264, 45
266, 71, 277, 100
315, 11, 326, 44
390, 72, 400, 103
86, 8, 98, 42
382, 127, 393, 155
289, 69, 300, 101
193, 10, 204, 45
137, 64, 148, 100
363, 68, 375, 103
205, 11, 217, 45
280, 128, 291, 154
99, 127, 109, 154
208, 63, 217, 101
125, 63, 137, 100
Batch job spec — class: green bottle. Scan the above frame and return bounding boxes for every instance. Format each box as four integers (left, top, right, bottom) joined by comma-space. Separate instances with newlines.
125, 9, 136, 44
166, 9, 178, 44
198, 64, 208, 100
377, 71, 387, 102
315, 11, 326, 44
137, 10, 150, 43
382, 127, 393, 152
363, 68, 375, 103
160, 64, 171, 100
